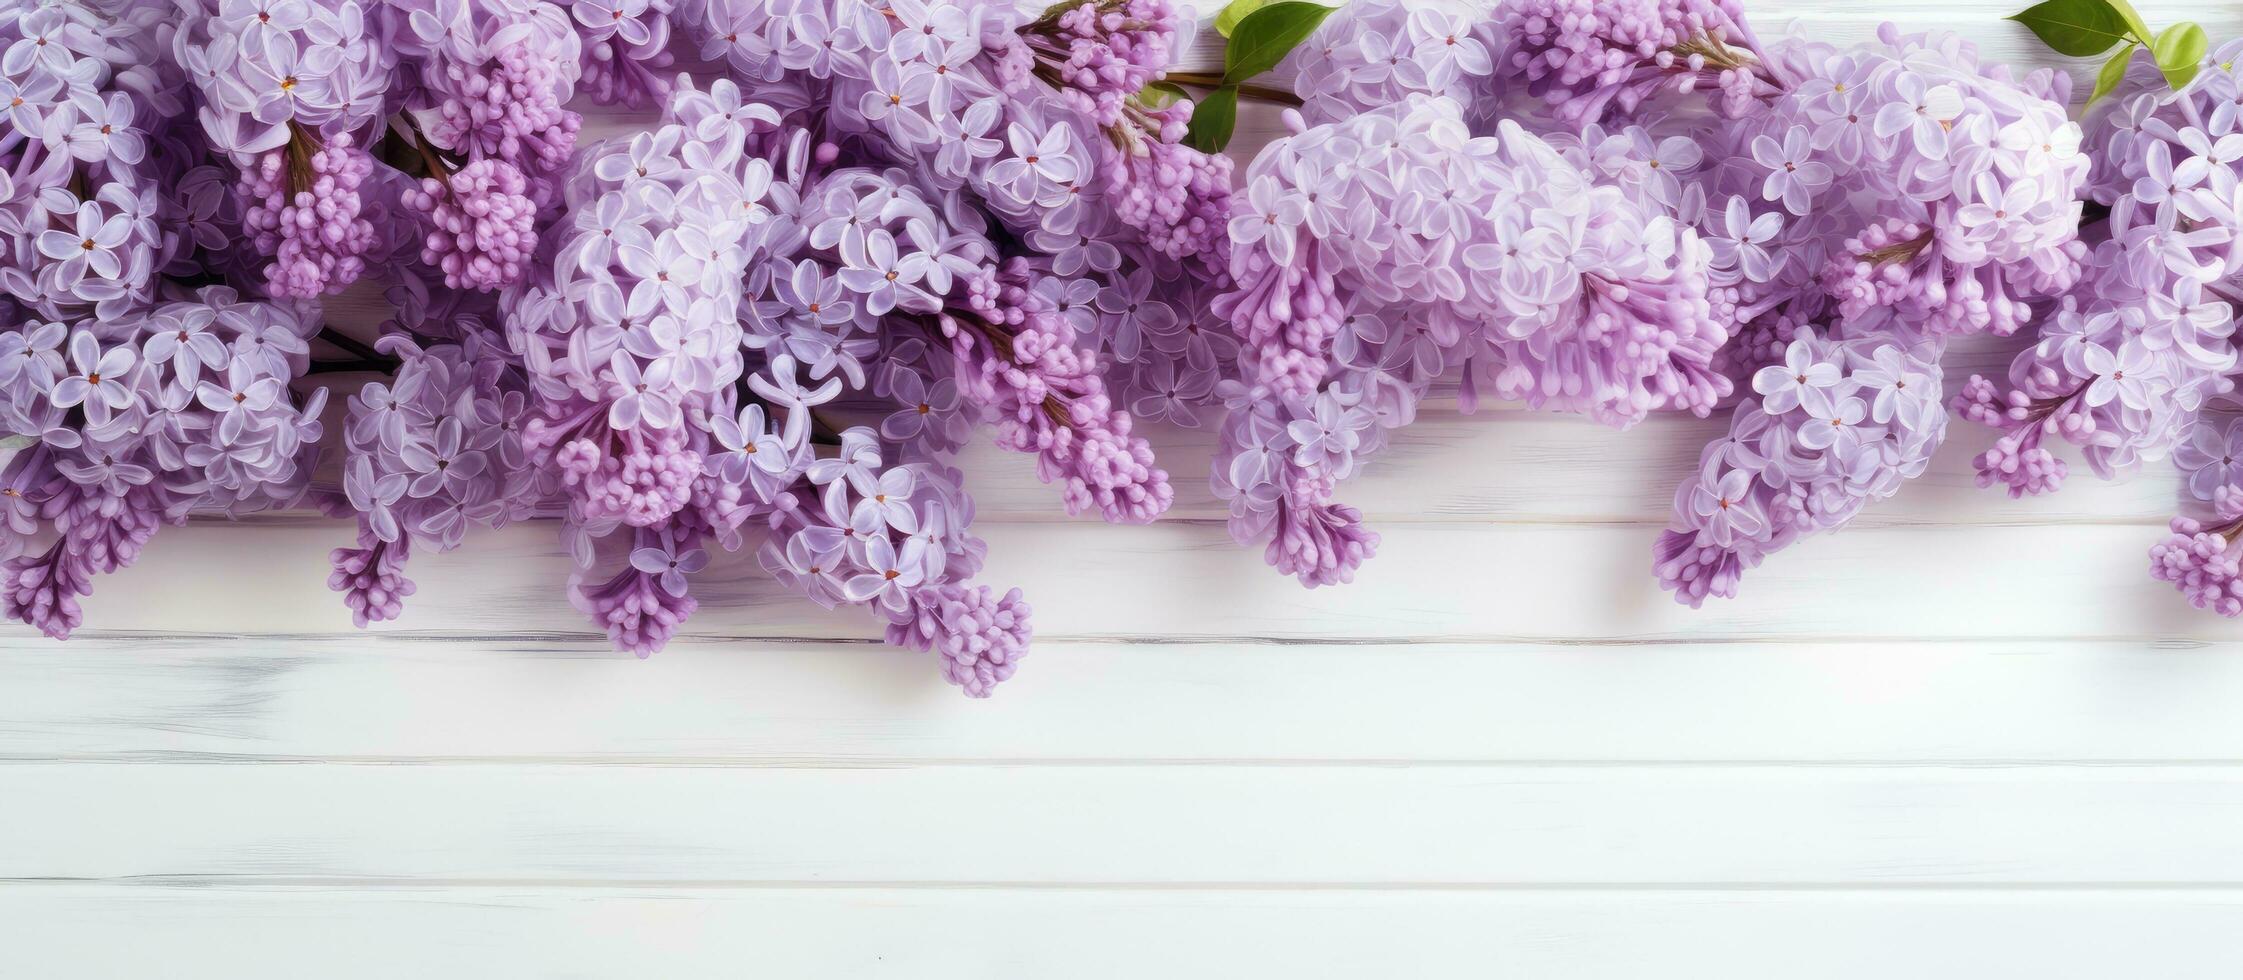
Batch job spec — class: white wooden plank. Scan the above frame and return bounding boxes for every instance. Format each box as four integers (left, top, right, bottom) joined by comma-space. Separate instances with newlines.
52, 520, 2222, 641
5, 637, 2242, 764
8, 885, 2243, 979
8, 763, 2243, 884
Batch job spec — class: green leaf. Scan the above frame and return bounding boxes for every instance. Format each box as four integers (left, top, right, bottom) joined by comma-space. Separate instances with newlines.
1184, 85, 1239, 153
1222, 1, 1337, 83
2006, 0, 2133, 56
2152, 21, 2208, 89
2090, 42, 2137, 104
2104, 0, 2155, 42
1136, 81, 1189, 109
1214, 0, 1275, 38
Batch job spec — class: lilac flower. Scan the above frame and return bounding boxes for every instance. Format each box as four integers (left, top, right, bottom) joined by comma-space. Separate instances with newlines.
1707, 196, 1784, 284
2079, 341, 2157, 410
1874, 76, 1964, 157
2177, 419, 2243, 501
631, 540, 710, 598
880, 368, 961, 443
838, 229, 932, 316
345, 455, 410, 543
1750, 127, 1832, 215
1752, 342, 1841, 415
401, 417, 490, 498
844, 532, 925, 613
1794, 394, 1868, 452
1850, 345, 1923, 425
605, 351, 681, 431
35, 203, 131, 288
194, 359, 286, 443
66, 93, 145, 166
1229, 176, 1305, 266
141, 308, 230, 386
709, 404, 790, 487
1690, 468, 1767, 547
1286, 392, 1373, 479
49, 333, 137, 424
988, 121, 1078, 187
1407, 7, 1492, 89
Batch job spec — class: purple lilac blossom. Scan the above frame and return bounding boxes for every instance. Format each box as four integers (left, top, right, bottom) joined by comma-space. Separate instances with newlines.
1, 1, 1043, 697
672, 0, 1240, 428
1655, 330, 1946, 605
0, 291, 327, 638
2, 3, 173, 323
489, 77, 1146, 694
1957, 49, 2243, 497
1211, 93, 1726, 585
1975, 43, 2243, 622
1240, 0, 2089, 598
1566, 21, 2093, 603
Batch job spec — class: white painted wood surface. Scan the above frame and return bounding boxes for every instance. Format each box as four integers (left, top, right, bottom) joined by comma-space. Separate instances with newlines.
12, 3, 2243, 974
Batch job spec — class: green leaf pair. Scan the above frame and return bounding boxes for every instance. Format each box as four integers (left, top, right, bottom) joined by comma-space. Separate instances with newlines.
1181, 0, 1336, 153
2008, 0, 2208, 103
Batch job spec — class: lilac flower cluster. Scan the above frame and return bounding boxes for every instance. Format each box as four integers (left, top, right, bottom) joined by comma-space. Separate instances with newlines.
8, 0, 1197, 696
239, 130, 380, 298
1975, 50, 2243, 483
0, 0, 666, 641
1219, 0, 2090, 597
22, 0, 2192, 682
1212, 94, 1725, 585
449, 69, 1193, 695
1282, 0, 1499, 127
1657, 330, 1945, 605
1499, 0, 1776, 123
2, 3, 172, 323
1970, 42, 2243, 620
1567, 21, 2093, 604
0, 3, 343, 638
676, 0, 1241, 419
328, 332, 543, 628
1, 291, 327, 639
170, 0, 666, 298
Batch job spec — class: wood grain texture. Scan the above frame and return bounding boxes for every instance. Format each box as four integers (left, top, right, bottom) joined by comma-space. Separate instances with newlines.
6, 637, 2238, 763
13, 763, 2243, 884
17, 1, 2243, 973
58, 520, 2221, 641
14, 887, 2243, 979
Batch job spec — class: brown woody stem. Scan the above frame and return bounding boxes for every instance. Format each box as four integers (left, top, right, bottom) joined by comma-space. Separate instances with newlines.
1162, 72, 1303, 106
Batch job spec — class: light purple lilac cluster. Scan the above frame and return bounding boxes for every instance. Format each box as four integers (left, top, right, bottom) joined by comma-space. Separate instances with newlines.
1, 291, 328, 638
1, 3, 173, 324
0, 0, 669, 644
1225, 0, 2091, 600
5, 0, 1233, 697
1656, 330, 1945, 605
1212, 94, 1723, 585
1283, 0, 1498, 127
479, 76, 1077, 691
322, 0, 1247, 695
675, 0, 1240, 427
1570, 22, 2090, 604
339, 43, 1226, 693
169, 0, 670, 299
1976, 42, 2243, 619
0, 3, 339, 638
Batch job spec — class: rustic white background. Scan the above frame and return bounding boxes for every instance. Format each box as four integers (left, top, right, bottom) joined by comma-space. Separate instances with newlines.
12, 2, 2243, 974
